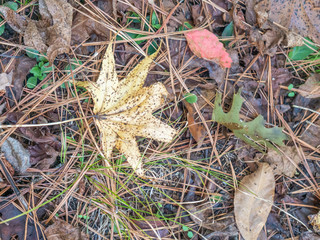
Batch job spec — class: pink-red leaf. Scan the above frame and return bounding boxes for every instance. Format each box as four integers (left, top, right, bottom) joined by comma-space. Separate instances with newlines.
185, 29, 232, 68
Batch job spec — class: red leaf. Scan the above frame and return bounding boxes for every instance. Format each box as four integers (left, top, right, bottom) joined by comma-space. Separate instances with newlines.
185, 29, 232, 68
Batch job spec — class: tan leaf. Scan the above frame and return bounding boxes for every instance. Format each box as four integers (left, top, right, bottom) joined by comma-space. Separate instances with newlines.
0, 0, 72, 63
1, 136, 30, 173
184, 101, 206, 146
78, 43, 176, 176
264, 146, 302, 177
308, 211, 320, 233
0, 71, 13, 113
298, 74, 320, 99
45, 219, 89, 240
234, 163, 275, 240
0, 71, 13, 92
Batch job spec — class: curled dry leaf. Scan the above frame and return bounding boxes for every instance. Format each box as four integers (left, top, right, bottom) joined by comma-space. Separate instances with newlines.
298, 74, 320, 99
185, 29, 232, 68
245, 0, 256, 26
308, 210, 320, 233
5, 56, 36, 102
1, 136, 30, 173
77, 43, 176, 176
0, 0, 72, 63
205, 1, 229, 29
184, 101, 206, 146
234, 163, 275, 240
7, 112, 61, 169
29, 144, 59, 170
263, 146, 302, 177
71, 2, 111, 54
45, 219, 89, 240
249, 27, 285, 56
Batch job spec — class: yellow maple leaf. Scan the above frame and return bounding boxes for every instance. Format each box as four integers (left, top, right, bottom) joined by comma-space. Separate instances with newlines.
78, 43, 176, 176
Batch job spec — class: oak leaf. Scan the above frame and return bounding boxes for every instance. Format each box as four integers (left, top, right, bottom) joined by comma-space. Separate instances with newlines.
78, 43, 176, 176
212, 89, 287, 152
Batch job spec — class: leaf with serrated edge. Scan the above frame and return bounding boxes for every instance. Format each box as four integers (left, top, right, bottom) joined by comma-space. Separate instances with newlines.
78, 43, 176, 176
234, 163, 275, 240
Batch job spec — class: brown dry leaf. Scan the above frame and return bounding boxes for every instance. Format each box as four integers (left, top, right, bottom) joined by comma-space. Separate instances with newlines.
186, 201, 215, 230
233, 8, 248, 31
205, 0, 229, 29
0, 0, 72, 63
300, 119, 320, 148
184, 101, 206, 146
263, 146, 302, 177
0, 71, 13, 113
234, 163, 275, 240
249, 27, 285, 56
298, 74, 320, 99
0, 71, 13, 92
1, 157, 14, 176
5, 56, 36, 102
271, 68, 293, 99
77, 43, 176, 176
202, 214, 239, 238
131, 216, 169, 239
0, 201, 45, 239
71, 2, 111, 54
1, 136, 30, 173
254, 0, 320, 45
29, 144, 59, 169
7, 112, 61, 169
308, 210, 320, 233
245, 0, 257, 25
299, 232, 320, 240
45, 219, 88, 240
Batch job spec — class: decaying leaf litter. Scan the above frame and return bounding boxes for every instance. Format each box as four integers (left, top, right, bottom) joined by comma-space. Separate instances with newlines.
0, 0, 320, 239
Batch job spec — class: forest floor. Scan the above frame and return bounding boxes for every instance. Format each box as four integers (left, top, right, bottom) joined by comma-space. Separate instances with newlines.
0, 0, 320, 239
